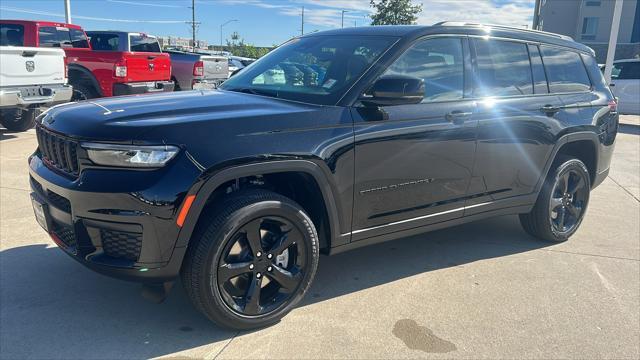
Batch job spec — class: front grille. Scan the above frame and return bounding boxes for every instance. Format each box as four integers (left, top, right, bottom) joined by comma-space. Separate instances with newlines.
47, 190, 71, 213
101, 229, 142, 261
52, 223, 76, 248
36, 125, 79, 177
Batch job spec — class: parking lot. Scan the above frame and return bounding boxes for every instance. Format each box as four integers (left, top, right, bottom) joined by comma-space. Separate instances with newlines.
0, 116, 638, 359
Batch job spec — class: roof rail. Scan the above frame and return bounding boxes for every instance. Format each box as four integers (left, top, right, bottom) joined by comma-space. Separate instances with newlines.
433, 21, 574, 42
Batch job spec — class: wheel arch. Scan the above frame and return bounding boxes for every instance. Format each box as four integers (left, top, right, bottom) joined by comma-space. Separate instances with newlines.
176, 160, 345, 252
536, 131, 600, 194
67, 64, 103, 97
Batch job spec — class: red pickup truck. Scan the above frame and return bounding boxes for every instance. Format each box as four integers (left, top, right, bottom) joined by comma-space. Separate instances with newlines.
0, 20, 173, 100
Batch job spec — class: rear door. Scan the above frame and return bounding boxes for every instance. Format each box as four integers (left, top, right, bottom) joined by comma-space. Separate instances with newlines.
611, 61, 640, 114
126, 34, 171, 82
465, 39, 565, 212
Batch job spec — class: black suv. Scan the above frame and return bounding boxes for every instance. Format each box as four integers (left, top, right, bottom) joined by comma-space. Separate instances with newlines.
29, 24, 618, 330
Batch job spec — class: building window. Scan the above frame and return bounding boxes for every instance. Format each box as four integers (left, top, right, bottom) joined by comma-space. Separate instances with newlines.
581, 17, 599, 41
585, 1, 601, 6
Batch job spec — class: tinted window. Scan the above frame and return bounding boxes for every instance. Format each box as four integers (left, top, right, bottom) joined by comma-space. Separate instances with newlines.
541, 46, 591, 93
384, 38, 464, 102
38, 26, 66, 47
220, 36, 395, 106
0, 24, 24, 46
69, 29, 89, 48
528, 44, 548, 94
130, 35, 161, 52
613, 62, 640, 80
89, 33, 120, 51
474, 39, 533, 97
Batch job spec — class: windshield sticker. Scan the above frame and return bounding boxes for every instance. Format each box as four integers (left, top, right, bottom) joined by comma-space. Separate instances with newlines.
322, 79, 337, 89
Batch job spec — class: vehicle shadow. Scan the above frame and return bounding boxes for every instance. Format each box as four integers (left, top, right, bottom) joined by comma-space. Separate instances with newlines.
0, 128, 19, 141
618, 123, 640, 135
0, 215, 549, 359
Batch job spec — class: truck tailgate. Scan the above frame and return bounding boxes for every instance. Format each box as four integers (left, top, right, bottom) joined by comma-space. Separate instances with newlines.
123, 52, 171, 82
201, 55, 229, 80
0, 46, 66, 87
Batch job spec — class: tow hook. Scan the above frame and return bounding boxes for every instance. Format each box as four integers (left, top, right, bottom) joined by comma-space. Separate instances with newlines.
141, 281, 174, 303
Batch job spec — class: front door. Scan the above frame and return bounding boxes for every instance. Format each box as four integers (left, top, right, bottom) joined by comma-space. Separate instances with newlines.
351, 36, 477, 240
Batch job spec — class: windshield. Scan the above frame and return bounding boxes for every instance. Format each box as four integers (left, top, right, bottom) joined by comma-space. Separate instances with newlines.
220, 35, 397, 105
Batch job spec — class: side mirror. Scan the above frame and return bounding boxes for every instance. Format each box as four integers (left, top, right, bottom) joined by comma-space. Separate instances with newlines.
360, 75, 425, 107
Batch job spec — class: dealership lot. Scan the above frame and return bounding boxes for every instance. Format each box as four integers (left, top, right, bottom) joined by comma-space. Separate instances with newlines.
0, 116, 638, 359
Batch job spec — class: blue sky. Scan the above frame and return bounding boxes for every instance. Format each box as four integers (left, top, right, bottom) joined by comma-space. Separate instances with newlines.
0, 0, 535, 47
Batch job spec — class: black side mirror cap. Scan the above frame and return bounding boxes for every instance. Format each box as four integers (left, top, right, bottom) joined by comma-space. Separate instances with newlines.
360, 75, 425, 107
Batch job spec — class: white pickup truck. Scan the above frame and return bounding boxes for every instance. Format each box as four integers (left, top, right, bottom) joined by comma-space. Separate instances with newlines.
0, 46, 73, 131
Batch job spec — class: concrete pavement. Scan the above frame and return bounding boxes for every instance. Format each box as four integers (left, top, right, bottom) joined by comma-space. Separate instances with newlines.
1, 116, 638, 359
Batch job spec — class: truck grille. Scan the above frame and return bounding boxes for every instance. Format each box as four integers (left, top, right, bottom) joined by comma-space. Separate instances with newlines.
36, 125, 79, 177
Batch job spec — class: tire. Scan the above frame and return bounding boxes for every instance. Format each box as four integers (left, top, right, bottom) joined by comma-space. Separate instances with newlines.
0, 108, 37, 132
520, 156, 591, 242
181, 189, 320, 330
70, 81, 98, 101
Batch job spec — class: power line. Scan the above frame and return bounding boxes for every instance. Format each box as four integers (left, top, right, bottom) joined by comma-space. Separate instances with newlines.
0, 6, 187, 23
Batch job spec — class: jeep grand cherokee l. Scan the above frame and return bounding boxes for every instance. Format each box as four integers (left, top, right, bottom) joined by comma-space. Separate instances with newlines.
29, 24, 618, 330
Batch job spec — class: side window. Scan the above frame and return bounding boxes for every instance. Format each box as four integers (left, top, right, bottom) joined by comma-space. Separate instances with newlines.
0, 24, 24, 46
383, 37, 464, 102
90, 34, 119, 51
473, 39, 533, 97
69, 29, 89, 48
616, 62, 640, 80
540, 46, 591, 93
528, 44, 548, 94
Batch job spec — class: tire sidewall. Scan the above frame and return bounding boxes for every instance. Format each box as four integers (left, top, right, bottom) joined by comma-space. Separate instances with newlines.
0, 108, 37, 132
543, 159, 591, 241
200, 199, 319, 328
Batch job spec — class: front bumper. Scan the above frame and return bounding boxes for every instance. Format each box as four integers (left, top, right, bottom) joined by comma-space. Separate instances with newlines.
0, 84, 73, 108
28, 147, 201, 283
112, 81, 175, 96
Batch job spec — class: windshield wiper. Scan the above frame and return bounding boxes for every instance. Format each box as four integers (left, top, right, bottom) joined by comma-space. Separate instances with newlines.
227, 87, 280, 98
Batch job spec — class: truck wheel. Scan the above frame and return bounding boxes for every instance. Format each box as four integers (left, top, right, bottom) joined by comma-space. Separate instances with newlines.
0, 108, 37, 132
71, 82, 98, 101
181, 189, 319, 330
520, 156, 591, 242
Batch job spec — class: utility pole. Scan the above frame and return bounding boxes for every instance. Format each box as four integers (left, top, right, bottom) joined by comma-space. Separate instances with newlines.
191, 0, 196, 50
604, 0, 624, 84
301, 6, 304, 35
64, 0, 71, 23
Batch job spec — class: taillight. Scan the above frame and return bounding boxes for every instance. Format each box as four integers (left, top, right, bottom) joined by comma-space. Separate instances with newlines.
114, 59, 127, 78
64, 57, 68, 81
193, 60, 204, 77
608, 99, 618, 113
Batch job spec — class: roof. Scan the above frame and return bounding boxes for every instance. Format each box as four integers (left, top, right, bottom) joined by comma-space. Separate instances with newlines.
304, 23, 594, 55
0, 19, 83, 30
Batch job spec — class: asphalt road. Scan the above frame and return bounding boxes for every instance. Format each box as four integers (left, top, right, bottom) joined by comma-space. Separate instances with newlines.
1, 116, 638, 359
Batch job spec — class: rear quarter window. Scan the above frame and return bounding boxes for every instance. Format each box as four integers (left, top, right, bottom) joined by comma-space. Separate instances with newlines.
540, 46, 591, 93
0, 24, 24, 46
129, 35, 161, 52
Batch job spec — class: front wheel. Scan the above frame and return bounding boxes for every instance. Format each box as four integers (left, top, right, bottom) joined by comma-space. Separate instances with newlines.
520, 156, 591, 242
181, 189, 319, 330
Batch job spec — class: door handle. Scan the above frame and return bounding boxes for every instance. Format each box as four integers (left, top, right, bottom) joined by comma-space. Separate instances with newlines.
445, 110, 472, 125
539, 104, 560, 114
147, 56, 156, 60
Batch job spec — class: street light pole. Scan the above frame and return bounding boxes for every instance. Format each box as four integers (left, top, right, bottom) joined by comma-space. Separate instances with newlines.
341, 10, 349, 28
64, 0, 71, 23
220, 19, 238, 51
604, 0, 624, 84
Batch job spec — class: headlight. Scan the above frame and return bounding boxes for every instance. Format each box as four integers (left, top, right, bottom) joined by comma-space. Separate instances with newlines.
81, 143, 179, 168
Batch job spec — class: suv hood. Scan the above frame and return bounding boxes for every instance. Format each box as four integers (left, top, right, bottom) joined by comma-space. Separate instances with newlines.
40, 90, 319, 141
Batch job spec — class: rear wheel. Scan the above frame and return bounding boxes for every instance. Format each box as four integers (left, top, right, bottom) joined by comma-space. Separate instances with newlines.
0, 108, 37, 132
181, 189, 319, 330
520, 156, 591, 242
70, 81, 98, 101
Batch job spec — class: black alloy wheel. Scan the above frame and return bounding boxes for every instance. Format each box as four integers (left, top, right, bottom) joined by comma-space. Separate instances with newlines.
216, 216, 307, 316
548, 169, 588, 234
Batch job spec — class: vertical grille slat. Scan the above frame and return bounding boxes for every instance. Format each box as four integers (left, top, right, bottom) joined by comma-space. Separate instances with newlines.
36, 125, 79, 178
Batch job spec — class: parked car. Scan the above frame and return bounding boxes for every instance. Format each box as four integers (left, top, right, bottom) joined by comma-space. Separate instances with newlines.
609, 59, 639, 114
165, 50, 228, 90
228, 55, 255, 77
29, 24, 618, 330
0, 21, 174, 100
0, 23, 72, 131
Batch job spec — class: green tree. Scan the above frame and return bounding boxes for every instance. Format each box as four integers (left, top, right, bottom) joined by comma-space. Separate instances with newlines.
369, 0, 423, 25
